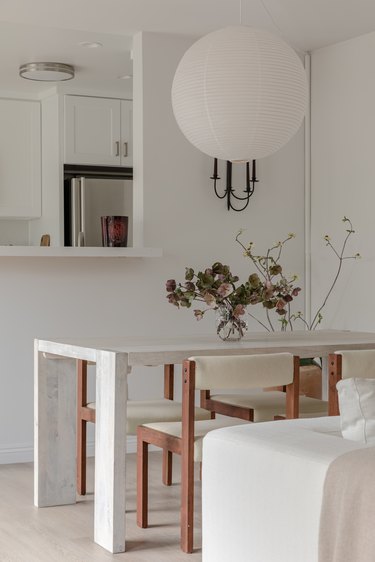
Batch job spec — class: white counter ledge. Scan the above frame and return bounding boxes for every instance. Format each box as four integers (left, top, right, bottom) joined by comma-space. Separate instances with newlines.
0, 246, 162, 257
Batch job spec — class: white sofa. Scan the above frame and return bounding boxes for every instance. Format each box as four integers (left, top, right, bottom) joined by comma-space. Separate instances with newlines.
202, 416, 370, 562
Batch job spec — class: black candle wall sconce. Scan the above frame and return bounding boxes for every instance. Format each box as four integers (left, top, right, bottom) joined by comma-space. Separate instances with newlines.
210, 158, 258, 212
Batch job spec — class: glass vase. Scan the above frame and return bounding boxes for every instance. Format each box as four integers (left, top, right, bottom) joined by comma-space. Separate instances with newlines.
216, 306, 248, 341
101, 216, 128, 247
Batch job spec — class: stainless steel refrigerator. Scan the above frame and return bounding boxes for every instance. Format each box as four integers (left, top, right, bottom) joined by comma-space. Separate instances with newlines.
64, 165, 133, 247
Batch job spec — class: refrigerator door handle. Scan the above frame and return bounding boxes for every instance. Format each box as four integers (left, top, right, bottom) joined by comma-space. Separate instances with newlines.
71, 178, 81, 247
79, 177, 85, 247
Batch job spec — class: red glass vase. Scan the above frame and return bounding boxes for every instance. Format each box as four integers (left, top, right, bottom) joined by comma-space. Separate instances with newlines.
101, 216, 128, 247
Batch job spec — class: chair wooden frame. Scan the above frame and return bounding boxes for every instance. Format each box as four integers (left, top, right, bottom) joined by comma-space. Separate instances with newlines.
137, 355, 300, 553
328, 353, 343, 416
200, 389, 255, 421
76, 359, 176, 495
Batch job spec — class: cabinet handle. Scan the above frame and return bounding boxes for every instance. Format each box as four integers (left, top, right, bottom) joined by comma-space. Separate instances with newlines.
115, 141, 120, 157
123, 142, 128, 158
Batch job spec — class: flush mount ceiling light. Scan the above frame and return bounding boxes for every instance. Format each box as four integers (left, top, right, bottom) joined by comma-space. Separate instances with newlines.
79, 41, 103, 49
19, 62, 75, 82
171, 26, 307, 162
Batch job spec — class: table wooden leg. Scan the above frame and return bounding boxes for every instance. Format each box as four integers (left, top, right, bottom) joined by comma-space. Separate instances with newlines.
34, 345, 77, 508
94, 350, 128, 554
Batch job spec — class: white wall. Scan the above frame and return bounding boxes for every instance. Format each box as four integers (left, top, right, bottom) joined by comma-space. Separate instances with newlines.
311, 31, 374, 329
0, 31, 305, 463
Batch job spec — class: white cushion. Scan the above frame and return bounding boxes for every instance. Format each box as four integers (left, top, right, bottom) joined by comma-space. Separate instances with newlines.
191, 353, 294, 390
86, 399, 211, 435
142, 418, 248, 462
337, 378, 375, 443
210, 391, 327, 422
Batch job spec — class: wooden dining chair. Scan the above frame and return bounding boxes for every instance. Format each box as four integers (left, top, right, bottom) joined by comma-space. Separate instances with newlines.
76, 359, 211, 495
200, 361, 327, 422
328, 349, 375, 415
137, 353, 300, 553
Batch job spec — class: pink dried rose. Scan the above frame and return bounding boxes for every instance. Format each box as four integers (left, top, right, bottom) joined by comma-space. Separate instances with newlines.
263, 280, 275, 300
233, 304, 246, 317
166, 279, 176, 292
204, 293, 217, 308
217, 283, 233, 298
167, 293, 178, 307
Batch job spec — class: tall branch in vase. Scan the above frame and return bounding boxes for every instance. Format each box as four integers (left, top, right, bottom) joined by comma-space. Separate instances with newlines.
235, 232, 301, 331
236, 217, 361, 331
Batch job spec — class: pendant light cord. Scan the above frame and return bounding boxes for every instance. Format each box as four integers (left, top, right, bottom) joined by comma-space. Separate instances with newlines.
258, 0, 306, 55
239, 0, 242, 25
258, 0, 283, 36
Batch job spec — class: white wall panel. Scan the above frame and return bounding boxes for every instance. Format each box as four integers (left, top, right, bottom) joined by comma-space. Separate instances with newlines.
0, 32, 305, 463
311, 32, 374, 330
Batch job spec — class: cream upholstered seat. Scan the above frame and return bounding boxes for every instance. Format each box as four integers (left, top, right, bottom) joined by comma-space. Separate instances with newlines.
86, 399, 212, 435
137, 353, 300, 553
142, 418, 247, 462
329, 348, 375, 415
76, 361, 211, 496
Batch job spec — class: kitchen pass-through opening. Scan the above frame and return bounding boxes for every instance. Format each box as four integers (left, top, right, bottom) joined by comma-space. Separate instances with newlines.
64, 165, 133, 247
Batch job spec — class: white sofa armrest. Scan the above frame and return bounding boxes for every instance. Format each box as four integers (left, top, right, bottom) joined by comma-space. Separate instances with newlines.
202, 417, 369, 562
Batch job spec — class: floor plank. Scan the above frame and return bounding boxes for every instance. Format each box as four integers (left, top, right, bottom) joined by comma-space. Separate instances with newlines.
0, 453, 202, 561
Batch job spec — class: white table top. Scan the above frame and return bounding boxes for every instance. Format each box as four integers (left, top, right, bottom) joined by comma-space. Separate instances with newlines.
36, 329, 375, 366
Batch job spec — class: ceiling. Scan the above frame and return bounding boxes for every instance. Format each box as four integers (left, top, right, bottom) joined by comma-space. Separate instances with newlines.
0, 22, 133, 95
1, 0, 375, 94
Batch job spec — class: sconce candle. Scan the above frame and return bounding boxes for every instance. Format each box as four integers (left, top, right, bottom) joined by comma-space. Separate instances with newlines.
211, 159, 258, 212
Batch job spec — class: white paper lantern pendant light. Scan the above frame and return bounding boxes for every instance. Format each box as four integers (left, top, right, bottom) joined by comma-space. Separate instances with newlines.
171, 25, 308, 163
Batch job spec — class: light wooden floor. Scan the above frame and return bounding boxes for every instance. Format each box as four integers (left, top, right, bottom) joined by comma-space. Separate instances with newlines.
0, 453, 202, 562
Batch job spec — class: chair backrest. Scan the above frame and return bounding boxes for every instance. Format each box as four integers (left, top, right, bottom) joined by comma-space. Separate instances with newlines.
190, 353, 295, 390
336, 349, 375, 379
182, 353, 300, 424
328, 349, 375, 415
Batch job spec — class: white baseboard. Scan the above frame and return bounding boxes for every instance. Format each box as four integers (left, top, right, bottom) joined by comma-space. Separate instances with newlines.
0, 436, 141, 465
0, 443, 34, 464
86, 440, 96, 457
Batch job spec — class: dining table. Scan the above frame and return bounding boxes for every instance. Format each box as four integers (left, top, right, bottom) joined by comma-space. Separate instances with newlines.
34, 329, 375, 554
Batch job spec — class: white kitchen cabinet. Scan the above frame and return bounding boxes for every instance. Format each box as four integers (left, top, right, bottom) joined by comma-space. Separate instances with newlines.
0, 99, 41, 218
120, 100, 132, 167
64, 95, 132, 166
